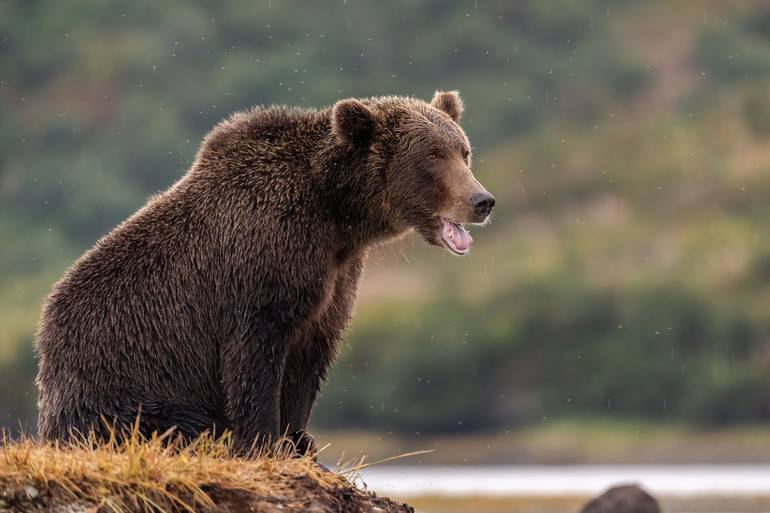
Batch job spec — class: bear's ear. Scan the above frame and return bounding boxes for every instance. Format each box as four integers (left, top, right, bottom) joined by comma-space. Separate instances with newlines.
331, 99, 381, 146
431, 90, 464, 122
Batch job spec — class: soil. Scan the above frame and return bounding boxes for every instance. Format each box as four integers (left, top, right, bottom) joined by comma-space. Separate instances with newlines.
0, 475, 414, 513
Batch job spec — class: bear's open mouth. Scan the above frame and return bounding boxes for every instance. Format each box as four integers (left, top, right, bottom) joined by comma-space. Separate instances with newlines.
441, 218, 473, 255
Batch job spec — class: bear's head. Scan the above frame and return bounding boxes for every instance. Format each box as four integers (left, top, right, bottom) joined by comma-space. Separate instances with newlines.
331, 91, 494, 255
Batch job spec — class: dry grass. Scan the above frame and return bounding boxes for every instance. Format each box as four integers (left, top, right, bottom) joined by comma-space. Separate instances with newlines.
0, 422, 407, 513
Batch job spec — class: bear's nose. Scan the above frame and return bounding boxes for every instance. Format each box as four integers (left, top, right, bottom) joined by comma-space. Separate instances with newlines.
470, 191, 496, 217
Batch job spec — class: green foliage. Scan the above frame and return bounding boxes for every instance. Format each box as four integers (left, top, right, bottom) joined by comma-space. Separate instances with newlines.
697, 12, 770, 83
316, 281, 770, 432
741, 81, 770, 136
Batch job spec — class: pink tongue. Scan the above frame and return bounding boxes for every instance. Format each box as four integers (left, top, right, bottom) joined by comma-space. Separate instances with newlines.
448, 222, 472, 252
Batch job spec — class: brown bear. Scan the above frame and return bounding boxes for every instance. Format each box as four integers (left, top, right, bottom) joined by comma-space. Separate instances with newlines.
35, 91, 495, 454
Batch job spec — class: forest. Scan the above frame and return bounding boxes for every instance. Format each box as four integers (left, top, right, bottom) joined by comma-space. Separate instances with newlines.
3, 1, 770, 436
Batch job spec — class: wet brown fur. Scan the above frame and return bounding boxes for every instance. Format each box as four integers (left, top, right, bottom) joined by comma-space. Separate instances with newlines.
35, 91, 491, 453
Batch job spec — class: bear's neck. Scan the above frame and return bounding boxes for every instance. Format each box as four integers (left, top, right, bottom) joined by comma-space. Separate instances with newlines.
315, 138, 402, 258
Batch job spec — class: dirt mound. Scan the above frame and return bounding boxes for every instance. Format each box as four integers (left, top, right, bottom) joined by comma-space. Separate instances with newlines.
0, 432, 412, 513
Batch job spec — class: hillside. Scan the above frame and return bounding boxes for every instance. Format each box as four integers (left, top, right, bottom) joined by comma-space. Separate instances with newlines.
3, 0, 770, 435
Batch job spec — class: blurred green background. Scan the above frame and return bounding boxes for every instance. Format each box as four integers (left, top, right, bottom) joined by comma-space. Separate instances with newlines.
3, 0, 770, 461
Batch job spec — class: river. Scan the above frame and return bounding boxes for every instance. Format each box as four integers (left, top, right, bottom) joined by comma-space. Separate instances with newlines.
359, 463, 770, 497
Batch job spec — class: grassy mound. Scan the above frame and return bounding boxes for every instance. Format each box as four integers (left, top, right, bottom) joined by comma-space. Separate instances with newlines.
0, 429, 413, 513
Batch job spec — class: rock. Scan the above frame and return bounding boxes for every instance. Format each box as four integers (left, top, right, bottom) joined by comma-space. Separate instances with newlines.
24, 485, 39, 500
579, 484, 661, 513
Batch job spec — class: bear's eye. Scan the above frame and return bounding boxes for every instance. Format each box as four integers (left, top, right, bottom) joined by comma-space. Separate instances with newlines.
427, 152, 438, 161
462, 149, 470, 162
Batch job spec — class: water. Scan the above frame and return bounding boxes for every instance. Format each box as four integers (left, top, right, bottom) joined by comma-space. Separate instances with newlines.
358, 464, 770, 497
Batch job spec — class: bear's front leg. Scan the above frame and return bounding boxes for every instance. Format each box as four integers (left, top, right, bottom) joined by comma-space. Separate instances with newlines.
280, 328, 337, 455
280, 257, 364, 454
221, 317, 296, 455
